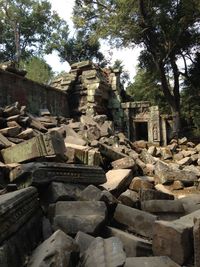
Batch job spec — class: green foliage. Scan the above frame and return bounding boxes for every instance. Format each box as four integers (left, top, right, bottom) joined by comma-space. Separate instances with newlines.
181, 53, 200, 132
73, 0, 200, 134
0, 0, 69, 64
20, 57, 54, 84
47, 29, 107, 66
111, 59, 130, 86
127, 67, 169, 113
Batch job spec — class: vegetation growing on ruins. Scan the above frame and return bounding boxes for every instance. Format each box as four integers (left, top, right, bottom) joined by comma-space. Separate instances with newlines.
73, 0, 200, 136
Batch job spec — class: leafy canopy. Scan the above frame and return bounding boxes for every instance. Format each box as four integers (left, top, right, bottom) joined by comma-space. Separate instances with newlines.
0, 0, 69, 63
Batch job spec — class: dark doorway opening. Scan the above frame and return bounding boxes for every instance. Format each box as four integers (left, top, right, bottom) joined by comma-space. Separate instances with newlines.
135, 121, 148, 140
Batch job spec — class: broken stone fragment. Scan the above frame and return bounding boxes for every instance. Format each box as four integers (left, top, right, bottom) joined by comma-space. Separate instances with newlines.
139, 188, 174, 201
178, 137, 188, 145
153, 209, 200, 265
17, 128, 34, 139
80, 237, 126, 267
118, 189, 139, 208
49, 201, 107, 235
27, 230, 79, 267
1, 131, 66, 164
75, 231, 95, 255
111, 157, 136, 170
161, 147, 173, 160
0, 132, 13, 149
124, 256, 181, 267
64, 125, 86, 146
3, 103, 20, 117
154, 160, 198, 184
177, 156, 192, 166
114, 203, 157, 238
98, 142, 127, 161
0, 126, 21, 137
102, 169, 133, 197
129, 176, 154, 192
79, 184, 117, 205
106, 226, 152, 257
141, 199, 184, 214
42, 182, 84, 203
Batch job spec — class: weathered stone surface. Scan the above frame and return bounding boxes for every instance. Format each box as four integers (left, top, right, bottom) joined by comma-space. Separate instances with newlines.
65, 143, 101, 166
129, 176, 154, 192
124, 256, 181, 267
179, 194, 200, 214
80, 237, 126, 267
161, 147, 173, 160
49, 201, 107, 235
64, 125, 86, 146
1, 131, 66, 164
80, 185, 117, 205
107, 226, 152, 257
0, 187, 39, 243
28, 230, 79, 267
114, 203, 157, 238
75, 231, 95, 255
9, 162, 106, 186
111, 157, 136, 170
140, 149, 158, 164
139, 188, 174, 201
0, 209, 42, 267
0, 133, 13, 149
153, 209, 200, 265
155, 160, 197, 184
118, 189, 139, 207
102, 169, 133, 196
193, 218, 200, 267
152, 220, 192, 265
17, 128, 34, 139
141, 200, 184, 214
98, 142, 127, 161
0, 126, 21, 137
43, 182, 84, 203
177, 156, 192, 166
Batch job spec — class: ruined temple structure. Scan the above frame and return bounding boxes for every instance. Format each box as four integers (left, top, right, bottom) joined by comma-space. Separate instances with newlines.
0, 60, 173, 145
51, 61, 173, 145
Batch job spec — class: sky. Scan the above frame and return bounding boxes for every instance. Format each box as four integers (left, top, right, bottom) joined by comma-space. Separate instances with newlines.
45, 0, 141, 80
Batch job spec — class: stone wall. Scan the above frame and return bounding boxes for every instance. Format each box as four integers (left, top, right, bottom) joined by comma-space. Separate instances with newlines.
0, 69, 69, 116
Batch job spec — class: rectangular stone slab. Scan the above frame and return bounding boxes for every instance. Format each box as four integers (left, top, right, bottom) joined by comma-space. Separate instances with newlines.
124, 256, 181, 267
9, 162, 107, 186
0, 187, 39, 244
114, 203, 157, 238
1, 131, 65, 164
49, 201, 107, 235
106, 226, 152, 257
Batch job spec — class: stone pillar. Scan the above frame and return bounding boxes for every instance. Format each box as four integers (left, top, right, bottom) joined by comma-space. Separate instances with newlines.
149, 106, 161, 145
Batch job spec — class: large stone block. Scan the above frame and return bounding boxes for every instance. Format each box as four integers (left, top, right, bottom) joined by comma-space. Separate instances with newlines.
28, 230, 79, 267
49, 201, 107, 235
153, 209, 200, 265
1, 131, 66, 164
80, 237, 126, 267
0, 187, 39, 243
124, 256, 181, 267
102, 169, 133, 196
106, 226, 152, 257
9, 162, 106, 186
114, 204, 157, 238
141, 200, 184, 214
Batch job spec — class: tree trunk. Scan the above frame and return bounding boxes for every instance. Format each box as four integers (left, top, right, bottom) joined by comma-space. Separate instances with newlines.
157, 61, 181, 138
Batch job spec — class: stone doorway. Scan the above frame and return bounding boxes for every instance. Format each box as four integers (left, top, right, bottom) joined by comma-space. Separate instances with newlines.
134, 121, 148, 141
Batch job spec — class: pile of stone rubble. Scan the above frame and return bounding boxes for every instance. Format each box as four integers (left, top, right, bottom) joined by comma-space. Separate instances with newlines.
0, 102, 200, 267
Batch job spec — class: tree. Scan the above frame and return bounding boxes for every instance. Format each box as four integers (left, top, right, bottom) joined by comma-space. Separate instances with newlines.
127, 66, 169, 113
0, 0, 69, 64
47, 29, 107, 66
181, 53, 200, 134
73, 0, 200, 135
111, 59, 130, 86
20, 56, 54, 84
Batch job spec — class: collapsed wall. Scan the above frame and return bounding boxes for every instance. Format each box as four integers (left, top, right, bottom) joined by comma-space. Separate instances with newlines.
0, 69, 69, 117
